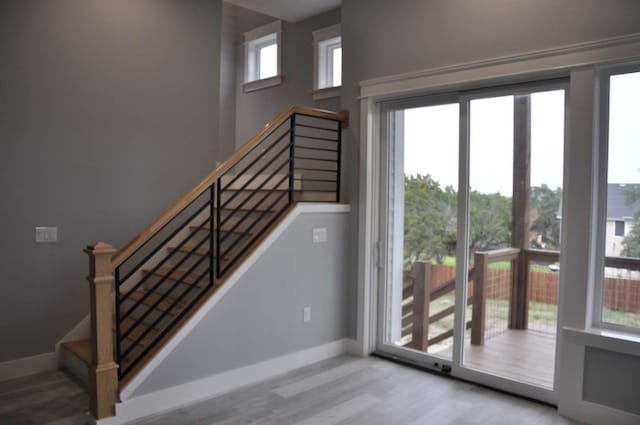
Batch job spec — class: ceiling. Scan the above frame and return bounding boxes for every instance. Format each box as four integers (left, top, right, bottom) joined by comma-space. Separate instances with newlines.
224, 0, 341, 22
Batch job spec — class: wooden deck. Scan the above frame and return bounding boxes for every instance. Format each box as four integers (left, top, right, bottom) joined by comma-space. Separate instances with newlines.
438, 329, 556, 389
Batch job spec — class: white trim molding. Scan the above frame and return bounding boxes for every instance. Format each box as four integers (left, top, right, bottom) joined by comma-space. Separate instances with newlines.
94, 338, 356, 425
359, 32, 640, 100
120, 203, 351, 400
0, 352, 57, 382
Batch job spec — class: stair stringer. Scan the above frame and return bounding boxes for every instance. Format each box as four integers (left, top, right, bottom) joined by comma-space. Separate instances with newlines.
118, 202, 351, 401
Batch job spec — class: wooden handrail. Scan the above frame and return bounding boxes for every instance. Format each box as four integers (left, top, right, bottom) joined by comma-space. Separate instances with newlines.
478, 247, 520, 263
112, 106, 348, 267
524, 248, 559, 263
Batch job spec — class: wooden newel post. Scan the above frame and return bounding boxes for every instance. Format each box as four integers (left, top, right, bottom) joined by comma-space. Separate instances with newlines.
411, 261, 431, 351
471, 252, 488, 346
85, 242, 118, 419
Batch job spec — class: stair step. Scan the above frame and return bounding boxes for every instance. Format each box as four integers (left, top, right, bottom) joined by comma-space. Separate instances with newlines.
117, 317, 159, 347
189, 221, 258, 236
168, 243, 210, 257
142, 265, 209, 287
122, 288, 186, 316
61, 339, 92, 366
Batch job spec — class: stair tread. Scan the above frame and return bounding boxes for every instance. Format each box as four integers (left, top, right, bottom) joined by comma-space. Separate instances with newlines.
117, 317, 159, 347
62, 339, 92, 366
122, 289, 186, 315
142, 265, 208, 286
190, 221, 258, 236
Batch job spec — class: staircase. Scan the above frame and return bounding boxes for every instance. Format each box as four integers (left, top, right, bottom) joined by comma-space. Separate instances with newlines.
59, 106, 348, 420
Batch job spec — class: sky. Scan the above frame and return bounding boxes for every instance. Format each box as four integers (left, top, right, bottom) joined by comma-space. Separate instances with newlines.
403, 72, 640, 196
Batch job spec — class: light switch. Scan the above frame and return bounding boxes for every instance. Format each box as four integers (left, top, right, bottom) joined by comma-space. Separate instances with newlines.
303, 306, 311, 322
35, 227, 58, 243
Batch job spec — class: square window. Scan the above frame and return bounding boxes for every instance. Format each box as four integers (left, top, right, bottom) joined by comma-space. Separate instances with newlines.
243, 21, 282, 92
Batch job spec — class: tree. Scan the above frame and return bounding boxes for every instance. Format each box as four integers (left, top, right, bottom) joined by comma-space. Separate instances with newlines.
403, 174, 456, 268
622, 186, 640, 258
468, 190, 511, 253
530, 185, 562, 250
403, 174, 512, 269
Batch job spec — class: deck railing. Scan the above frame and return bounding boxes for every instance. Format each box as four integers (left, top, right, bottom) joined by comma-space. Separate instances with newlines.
403, 249, 640, 351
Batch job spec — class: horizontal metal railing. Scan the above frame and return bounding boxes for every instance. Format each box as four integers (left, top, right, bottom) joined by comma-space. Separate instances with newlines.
111, 108, 345, 380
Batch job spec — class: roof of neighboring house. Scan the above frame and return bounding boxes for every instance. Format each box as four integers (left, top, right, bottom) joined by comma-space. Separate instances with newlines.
607, 183, 640, 220
556, 183, 640, 220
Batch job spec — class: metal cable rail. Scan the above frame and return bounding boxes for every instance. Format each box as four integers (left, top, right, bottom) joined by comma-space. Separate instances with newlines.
112, 110, 344, 380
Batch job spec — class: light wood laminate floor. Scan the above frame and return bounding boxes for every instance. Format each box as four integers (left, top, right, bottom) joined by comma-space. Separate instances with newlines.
0, 355, 580, 425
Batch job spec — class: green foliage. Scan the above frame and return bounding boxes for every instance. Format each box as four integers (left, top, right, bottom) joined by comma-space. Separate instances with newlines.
468, 190, 511, 253
403, 174, 456, 267
622, 186, 640, 258
403, 174, 512, 269
403, 175, 562, 269
530, 184, 562, 250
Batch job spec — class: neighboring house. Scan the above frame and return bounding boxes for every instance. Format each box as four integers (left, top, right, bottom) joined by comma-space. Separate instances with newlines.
605, 183, 640, 256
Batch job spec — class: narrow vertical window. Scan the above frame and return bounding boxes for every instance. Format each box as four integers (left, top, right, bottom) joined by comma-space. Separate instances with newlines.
599, 68, 640, 331
312, 24, 341, 100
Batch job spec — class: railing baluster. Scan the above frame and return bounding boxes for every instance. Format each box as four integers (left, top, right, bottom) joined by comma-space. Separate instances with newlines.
336, 118, 342, 202
411, 261, 431, 351
471, 252, 488, 346
209, 185, 215, 288
289, 114, 296, 204
216, 178, 222, 279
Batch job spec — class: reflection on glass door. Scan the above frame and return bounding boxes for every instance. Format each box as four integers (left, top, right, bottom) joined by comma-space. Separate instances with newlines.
462, 89, 565, 390
384, 102, 460, 362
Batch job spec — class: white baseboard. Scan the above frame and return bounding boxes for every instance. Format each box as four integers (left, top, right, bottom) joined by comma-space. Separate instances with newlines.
94, 338, 356, 425
0, 352, 58, 382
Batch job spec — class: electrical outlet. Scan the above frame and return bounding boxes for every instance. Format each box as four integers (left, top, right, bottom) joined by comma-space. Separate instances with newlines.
303, 306, 311, 322
35, 227, 58, 243
312, 228, 327, 243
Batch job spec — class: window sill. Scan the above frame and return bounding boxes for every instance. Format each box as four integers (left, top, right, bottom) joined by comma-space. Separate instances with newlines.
243, 75, 283, 93
563, 326, 640, 356
311, 86, 341, 101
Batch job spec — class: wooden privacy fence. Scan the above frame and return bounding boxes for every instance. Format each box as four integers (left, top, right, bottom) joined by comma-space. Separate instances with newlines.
403, 250, 640, 352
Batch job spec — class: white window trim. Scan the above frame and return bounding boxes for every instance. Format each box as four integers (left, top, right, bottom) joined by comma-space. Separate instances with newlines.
243, 20, 283, 93
312, 24, 341, 100
593, 62, 640, 335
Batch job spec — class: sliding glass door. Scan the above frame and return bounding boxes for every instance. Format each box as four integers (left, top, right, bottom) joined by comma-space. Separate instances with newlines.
376, 81, 567, 403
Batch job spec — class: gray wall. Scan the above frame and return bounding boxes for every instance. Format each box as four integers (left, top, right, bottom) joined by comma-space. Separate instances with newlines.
0, 0, 223, 362
219, 2, 238, 160
134, 211, 350, 396
340, 0, 640, 337
583, 347, 640, 415
234, 8, 341, 147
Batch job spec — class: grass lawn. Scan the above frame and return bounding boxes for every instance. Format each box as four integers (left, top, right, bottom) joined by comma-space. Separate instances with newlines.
433, 256, 551, 272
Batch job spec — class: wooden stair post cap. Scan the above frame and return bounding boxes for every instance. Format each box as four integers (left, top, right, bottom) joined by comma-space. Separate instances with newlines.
84, 242, 117, 256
